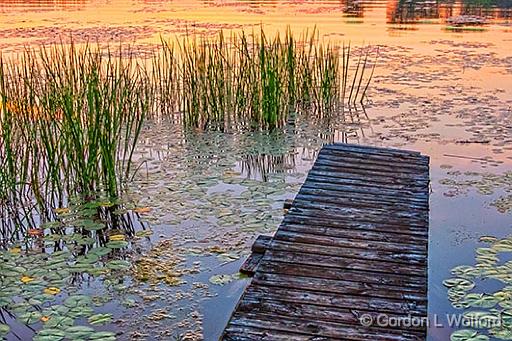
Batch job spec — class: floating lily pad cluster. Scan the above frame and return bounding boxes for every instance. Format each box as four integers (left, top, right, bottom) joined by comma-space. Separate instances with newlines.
0, 197, 155, 340
444, 235, 512, 340
439, 171, 512, 213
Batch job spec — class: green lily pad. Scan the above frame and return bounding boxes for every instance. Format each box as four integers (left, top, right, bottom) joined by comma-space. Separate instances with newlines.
33, 328, 66, 341
0, 323, 10, 336
209, 274, 234, 285
64, 295, 92, 308
76, 254, 100, 264
18, 311, 42, 325
443, 278, 475, 291
88, 313, 112, 325
88, 247, 112, 257
451, 330, 489, 341
106, 260, 131, 271
491, 327, 512, 339
76, 220, 105, 231
89, 331, 116, 341
65, 326, 95, 339
464, 293, 499, 309
106, 241, 129, 249
45, 315, 74, 328
67, 306, 94, 318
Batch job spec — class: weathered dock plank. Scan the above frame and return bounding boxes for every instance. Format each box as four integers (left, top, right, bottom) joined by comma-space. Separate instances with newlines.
222, 143, 429, 340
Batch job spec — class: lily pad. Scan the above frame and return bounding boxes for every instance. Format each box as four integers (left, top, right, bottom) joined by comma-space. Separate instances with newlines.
33, 328, 66, 341
209, 274, 234, 285
106, 241, 129, 249
106, 260, 131, 271
464, 293, 500, 308
64, 295, 92, 308
18, 311, 42, 324
65, 326, 95, 339
451, 330, 489, 341
88, 313, 112, 325
89, 331, 116, 341
0, 323, 10, 336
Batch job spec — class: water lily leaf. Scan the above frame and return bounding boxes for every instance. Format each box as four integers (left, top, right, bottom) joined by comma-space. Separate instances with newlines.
501, 310, 512, 327
77, 237, 95, 245
88, 313, 112, 325
491, 327, 512, 339
89, 331, 116, 341
463, 311, 500, 328
451, 329, 489, 341
0, 297, 11, 307
65, 326, 95, 339
209, 274, 234, 285
76, 254, 100, 264
45, 315, 74, 328
464, 293, 499, 308
106, 260, 131, 271
106, 241, 128, 249
64, 295, 92, 308
443, 278, 475, 290
479, 236, 498, 243
54, 207, 70, 214
88, 247, 112, 257
493, 240, 512, 252
135, 230, 153, 238
18, 311, 42, 324
67, 306, 94, 318
33, 328, 66, 341
43, 287, 61, 295
133, 207, 151, 214
8, 247, 21, 254
109, 234, 126, 241
452, 265, 480, 279
21, 275, 35, 283
0, 323, 10, 336
77, 220, 105, 231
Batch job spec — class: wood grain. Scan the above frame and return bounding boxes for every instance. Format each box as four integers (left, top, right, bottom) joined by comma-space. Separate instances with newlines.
222, 143, 429, 340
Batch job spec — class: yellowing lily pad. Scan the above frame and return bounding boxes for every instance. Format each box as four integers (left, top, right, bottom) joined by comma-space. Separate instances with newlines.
133, 207, 151, 214
109, 234, 126, 241
43, 287, 61, 295
21, 275, 35, 283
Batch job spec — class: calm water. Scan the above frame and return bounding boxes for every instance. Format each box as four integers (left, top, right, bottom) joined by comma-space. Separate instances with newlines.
1, 1, 512, 340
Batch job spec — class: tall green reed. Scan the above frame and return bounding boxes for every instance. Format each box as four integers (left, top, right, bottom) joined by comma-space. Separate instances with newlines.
0, 43, 149, 231
151, 28, 377, 131
0, 28, 376, 236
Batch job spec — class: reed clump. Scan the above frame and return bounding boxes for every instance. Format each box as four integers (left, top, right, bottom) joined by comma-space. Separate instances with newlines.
153, 28, 376, 131
0, 43, 149, 228
0, 28, 376, 234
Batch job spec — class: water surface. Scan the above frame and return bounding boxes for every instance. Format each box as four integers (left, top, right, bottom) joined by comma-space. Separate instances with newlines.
1, 1, 512, 340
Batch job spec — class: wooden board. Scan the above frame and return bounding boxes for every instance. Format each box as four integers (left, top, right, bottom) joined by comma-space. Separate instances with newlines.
222, 143, 430, 340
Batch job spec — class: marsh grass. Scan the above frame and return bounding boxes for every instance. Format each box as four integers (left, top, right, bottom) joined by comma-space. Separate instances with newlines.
153, 28, 377, 131
0, 28, 376, 236
0, 43, 149, 233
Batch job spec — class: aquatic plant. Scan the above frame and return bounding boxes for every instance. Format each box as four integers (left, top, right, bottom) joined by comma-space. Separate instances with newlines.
154, 28, 377, 131
444, 235, 512, 340
0, 28, 375, 237
0, 43, 149, 234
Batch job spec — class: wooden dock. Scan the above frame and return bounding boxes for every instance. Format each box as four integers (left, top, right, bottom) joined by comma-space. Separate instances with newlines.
222, 143, 430, 340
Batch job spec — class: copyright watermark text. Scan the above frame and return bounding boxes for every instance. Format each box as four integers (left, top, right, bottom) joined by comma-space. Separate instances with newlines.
358, 313, 504, 329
